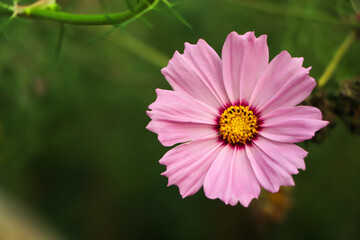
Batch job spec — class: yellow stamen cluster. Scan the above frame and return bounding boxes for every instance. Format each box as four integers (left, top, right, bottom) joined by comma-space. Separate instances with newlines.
219, 105, 258, 145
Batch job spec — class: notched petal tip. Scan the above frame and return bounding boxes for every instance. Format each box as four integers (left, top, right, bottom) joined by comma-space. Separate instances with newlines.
163, 178, 193, 199
146, 121, 174, 147
243, 31, 256, 41
265, 179, 295, 195
154, 88, 162, 94
161, 50, 181, 74
148, 89, 166, 110
277, 50, 292, 60
276, 51, 306, 69
166, 181, 173, 187
184, 41, 193, 50
259, 33, 268, 40
183, 38, 216, 58
147, 89, 159, 110
160, 66, 167, 75
240, 195, 258, 208
162, 172, 177, 187
196, 38, 207, 45
181, 38, 212, 55
278, 52, 316, 78
226, 31, 267, 43
321, 120, 330, 128
145, 120, 153, 131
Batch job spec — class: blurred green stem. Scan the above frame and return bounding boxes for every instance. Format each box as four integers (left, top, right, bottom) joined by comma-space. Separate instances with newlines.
351, 0, 360, 13
223, 0, 360, 28
0, 0, 160, 25
106, 33, 169, 68
318, 31, 358, 87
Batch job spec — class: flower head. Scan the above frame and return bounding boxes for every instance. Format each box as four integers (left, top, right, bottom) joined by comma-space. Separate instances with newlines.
146, 31, 328, 207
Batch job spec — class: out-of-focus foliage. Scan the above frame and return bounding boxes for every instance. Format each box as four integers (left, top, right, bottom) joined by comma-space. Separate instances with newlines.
309, 77, 360, 136
0, 0, 360, 239
351, 0, 360, 13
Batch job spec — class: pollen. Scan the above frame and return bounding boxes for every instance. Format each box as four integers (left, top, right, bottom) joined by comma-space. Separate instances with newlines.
219, 105, 258, 145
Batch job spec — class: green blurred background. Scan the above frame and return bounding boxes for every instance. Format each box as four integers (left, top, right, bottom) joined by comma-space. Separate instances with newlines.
0, 0, 360, 239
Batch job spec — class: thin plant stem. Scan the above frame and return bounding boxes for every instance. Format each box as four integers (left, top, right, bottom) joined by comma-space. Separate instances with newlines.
318, 31, 358, 87
0, 2, 12, 12
0, 0, 160, 25
105, 32, 169, 68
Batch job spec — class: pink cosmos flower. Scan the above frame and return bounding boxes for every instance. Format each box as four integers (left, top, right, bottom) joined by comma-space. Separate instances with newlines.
146, 31, 328, 207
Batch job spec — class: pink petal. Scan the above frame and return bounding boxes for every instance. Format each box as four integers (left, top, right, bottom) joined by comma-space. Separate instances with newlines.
147, 89, 218, 146
221, 31, 269, 104
161, 39, 229, 109
204, 145, 261, 207
259, 106, 329, 143
249, 51, 316, 115
160, 136, 223, 198
246, 143, 295, 193
253, 136, 308, 173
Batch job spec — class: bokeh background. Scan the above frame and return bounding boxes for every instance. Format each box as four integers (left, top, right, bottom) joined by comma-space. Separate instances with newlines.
0, 0, 360, 239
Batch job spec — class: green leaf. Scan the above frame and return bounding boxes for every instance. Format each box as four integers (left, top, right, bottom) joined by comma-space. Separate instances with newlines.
0, 15, 16, 36
162, 0, 192, 29
140, 17, 154, 28
84, 26, 120, 46
53, 23, 65, 60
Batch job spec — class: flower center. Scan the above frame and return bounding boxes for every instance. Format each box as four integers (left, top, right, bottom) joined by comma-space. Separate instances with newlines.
219, 105, 258, 145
